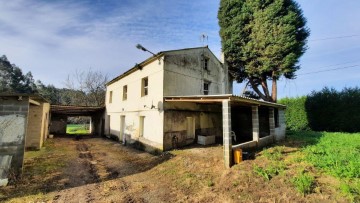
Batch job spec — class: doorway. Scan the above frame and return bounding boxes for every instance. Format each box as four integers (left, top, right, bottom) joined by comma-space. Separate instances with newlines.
186, 117, 195, 139
120, 116, 125, 142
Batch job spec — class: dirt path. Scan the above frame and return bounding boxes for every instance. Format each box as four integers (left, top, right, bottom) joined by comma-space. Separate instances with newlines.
47, 137, 167, 203
52, 140, 100, 203
1, 136, 350, 203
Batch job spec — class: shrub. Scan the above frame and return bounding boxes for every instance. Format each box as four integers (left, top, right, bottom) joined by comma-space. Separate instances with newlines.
279, 86, 360, 132
305, 87, 360, 132
278, 96, 309, 131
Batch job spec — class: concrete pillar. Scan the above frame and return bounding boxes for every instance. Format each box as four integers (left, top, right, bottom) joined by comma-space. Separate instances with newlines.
252, 106, 259, 142
222, 100, 232, 168
89, 117, 93, 134
269, 108, 275, 137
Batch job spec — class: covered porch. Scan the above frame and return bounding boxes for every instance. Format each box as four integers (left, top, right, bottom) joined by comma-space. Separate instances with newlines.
164, 94, 286, 168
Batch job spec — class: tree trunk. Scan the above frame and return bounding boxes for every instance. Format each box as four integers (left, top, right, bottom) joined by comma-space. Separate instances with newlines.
271, 77, 277, 103
249, 79, 267, 101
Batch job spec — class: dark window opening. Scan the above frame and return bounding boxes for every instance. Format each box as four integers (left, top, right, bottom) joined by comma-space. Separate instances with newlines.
204, 82, 210, 95
109, 91, 113, 103
204, 58, 209, 70
274, 108, 279, 127
123, 85, 127, 100
259, 106, 270, 138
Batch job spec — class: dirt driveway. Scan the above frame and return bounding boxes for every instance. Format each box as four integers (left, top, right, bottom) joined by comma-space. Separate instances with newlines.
1, 135, 349, 202
1, 136, 172, 202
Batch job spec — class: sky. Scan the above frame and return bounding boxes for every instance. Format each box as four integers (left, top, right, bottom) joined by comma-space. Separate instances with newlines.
1, 0, 359, 99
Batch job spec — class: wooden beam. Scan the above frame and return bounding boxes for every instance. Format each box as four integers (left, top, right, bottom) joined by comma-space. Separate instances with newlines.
29, 99, 40, 106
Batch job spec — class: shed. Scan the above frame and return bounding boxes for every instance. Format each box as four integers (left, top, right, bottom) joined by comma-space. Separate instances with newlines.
0, 94, 50, 186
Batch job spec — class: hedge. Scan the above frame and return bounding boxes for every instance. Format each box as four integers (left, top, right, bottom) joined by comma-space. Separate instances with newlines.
279, 87, 360, 132
278, 96, 309, 131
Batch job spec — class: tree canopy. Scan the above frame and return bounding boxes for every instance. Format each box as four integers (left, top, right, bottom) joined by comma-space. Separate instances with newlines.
218, 0, 310, 102
0, 55, 37, 93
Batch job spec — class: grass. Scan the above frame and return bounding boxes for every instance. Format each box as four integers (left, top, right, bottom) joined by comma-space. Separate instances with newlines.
287, 131, 360, 200
291, 171, 315, 196
0, 139, 76, 202
66, 124, 90, 134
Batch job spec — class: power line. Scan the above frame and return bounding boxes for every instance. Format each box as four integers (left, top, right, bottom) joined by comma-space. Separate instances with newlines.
312, 60, 360, 69
297, 64, 360, 76
310, 34, 360, 42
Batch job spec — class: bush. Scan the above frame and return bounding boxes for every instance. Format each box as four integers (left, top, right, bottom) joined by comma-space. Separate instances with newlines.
305, 87, 360, 132
278, 96, 309, 131
279, 86, 360, 132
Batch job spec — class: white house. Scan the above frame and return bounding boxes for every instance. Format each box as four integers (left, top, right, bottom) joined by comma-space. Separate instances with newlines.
105, 46, 286, 167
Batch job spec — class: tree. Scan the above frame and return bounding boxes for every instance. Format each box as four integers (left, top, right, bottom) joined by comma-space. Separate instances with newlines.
65, 69, 108, 106
0, 55, 37, 93
218, 0, 309, 102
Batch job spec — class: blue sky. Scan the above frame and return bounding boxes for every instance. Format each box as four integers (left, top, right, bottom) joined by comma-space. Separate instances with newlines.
1, 0, 359, 99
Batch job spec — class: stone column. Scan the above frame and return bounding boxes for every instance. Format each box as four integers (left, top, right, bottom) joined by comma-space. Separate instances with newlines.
89, 117, 93, 134
269, 108, 275, 138
222, 100, 232, 168
252, 106, 259, 142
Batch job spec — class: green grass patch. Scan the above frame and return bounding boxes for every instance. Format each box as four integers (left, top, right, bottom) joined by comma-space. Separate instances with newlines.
253, 163, 286, 181
288, 131, 360, 200
291, 171, 315, 196
66, 124, 89, 134
289, 131, 360, 179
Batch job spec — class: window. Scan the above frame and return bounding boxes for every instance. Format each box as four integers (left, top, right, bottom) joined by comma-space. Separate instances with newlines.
204, 58, 209, 70
123, 85, 127, 100
274, 108, 279, 128
141, 77, 148, 97
139, 116, 145, 137
203, 81, 210, 95
109, 91, 113, 103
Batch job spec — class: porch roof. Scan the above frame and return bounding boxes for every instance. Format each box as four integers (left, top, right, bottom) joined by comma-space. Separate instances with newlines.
164, 94, 286, 108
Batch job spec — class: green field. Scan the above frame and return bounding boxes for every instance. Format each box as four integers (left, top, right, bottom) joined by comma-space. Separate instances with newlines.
66, 124, 90, 134
287, 131, 360, 200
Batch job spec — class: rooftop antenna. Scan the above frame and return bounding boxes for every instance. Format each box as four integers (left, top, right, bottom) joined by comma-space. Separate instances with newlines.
200, 33, 208, 46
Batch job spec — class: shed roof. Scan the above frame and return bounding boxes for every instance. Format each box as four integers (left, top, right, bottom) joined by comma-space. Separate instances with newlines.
164, 94, 286, 108
0, 93, 49, 103
50, 105, 105, 116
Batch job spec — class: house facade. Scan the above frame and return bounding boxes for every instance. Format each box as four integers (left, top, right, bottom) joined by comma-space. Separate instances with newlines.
105, 46, 286, 167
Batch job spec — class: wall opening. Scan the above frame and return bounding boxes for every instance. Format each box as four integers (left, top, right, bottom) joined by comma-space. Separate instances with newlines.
231, 105, 253, 144
274, 108, 279, 128
186, 117, 195, 139
120, 116, 125, 142
259, 106, 270, 138
66, 116, 91, 135
109, 91, 113, 103
141, 77, 148, 97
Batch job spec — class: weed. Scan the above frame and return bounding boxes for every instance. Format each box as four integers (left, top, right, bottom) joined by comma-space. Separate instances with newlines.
290, 132, 360, 179
232, 181, 239, 187
262, 146, 285, 161
291, 172, 314, 196
253, 163, 285, 181
339, 180, 360, 202
207, 179, 215, 187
